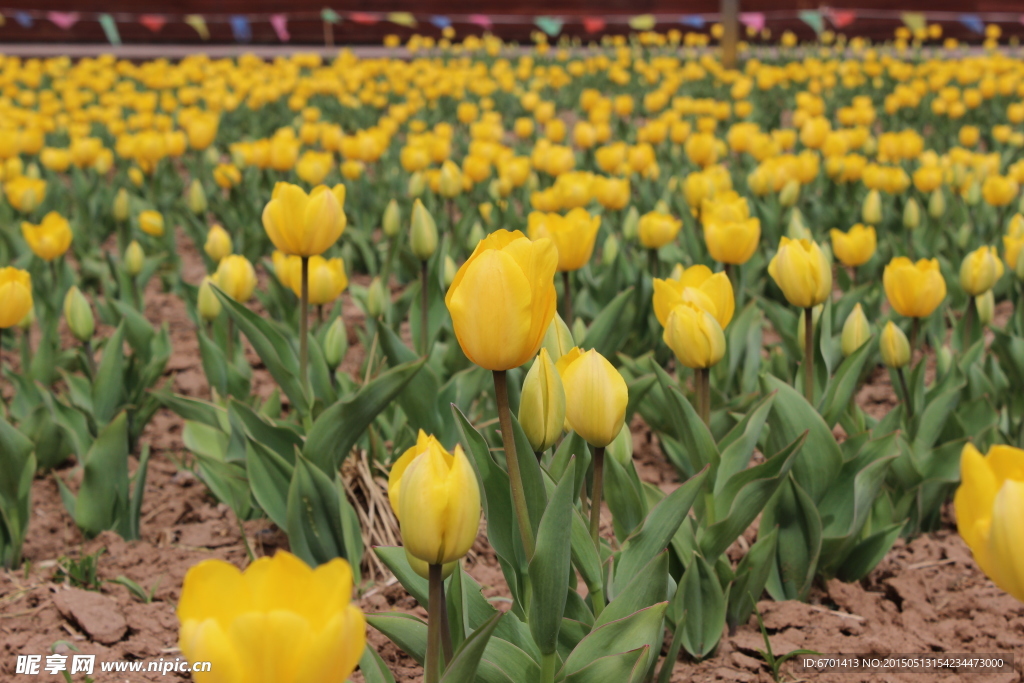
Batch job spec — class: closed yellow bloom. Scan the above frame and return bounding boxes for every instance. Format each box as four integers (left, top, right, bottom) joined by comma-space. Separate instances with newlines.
880, 321, 911, 369
982, 175, 1019, 207
262, 182, 346, 257
767, 237, 833, 308
204, 225, 233, 263
653, 264, 734, 330
4, 176, 46, 213
185, 112, 219, 151
1003, 231, 1024, 273
215, 255, 257, 303
139, 210, 165, 237
685, 133, 718, 167
304, 256, 348, 306
177, 551, 364, 683
841, 303, 871, 356
883, 257, 947, 318
861, 189, 882, 224
0, 267, 33, 329
955, 443, 1024, 602
21, 212, 72, 261
705, 217, 760, 265
638, 211, 682, 249
518, 348, 566, 453
663, 301, 726, 370
393, 434, 481, 565
439, 160, 463, 198
198, 277, 222, 322
41, 147, 72, 172
125, 240, 145, 276
296, 151, 334, 186
214, 164, 242, 189
593, 176, 630, 210
557, 347, 628, 448
527, 208, 600, 272
960, 245, 1004, 296
913, 166, 944, 193
445, 230, 557, 371
830, 224, 877, 267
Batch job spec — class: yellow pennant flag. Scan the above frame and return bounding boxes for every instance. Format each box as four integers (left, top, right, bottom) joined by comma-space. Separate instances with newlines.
387, 12, 416, 28
628, 14, 656, 31
900, 12, 926, 33
185, 14, 210, 40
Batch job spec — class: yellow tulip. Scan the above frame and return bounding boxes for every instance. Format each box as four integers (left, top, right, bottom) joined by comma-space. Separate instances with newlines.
955, 443, 1024, 602
215, 255, 257, 303
913, 166, 943, 193
177, 551, 365, 683
4, 176, 46, 213
767, 237, 833, 308
861, 189, 882, 224
41, 147, 72, 172
704, 217, 760, 265
185, 112, 219, 151
982, 175, 1019, 207
541, 313, 575, 363
883, 257, 947, 318
0, 267, 33, 329
304, 257, 348, 306
527, 209, 600, 272
557, 347, 628, 448
113, 188, 131, 222
518, 348, 566, 453
296, 151, 334, 186
21, 212, 72, 261
198, 277, 222, 322
204, 225, 233, 264
959, 246, 1004, 296
439, 160, 463, 198
262, 182, 346, 257
653, 265, 734, 330
214, 164, 242, 189
685, 133, 718, 167
638, 211, 682, 249
663, 301, 727, 370
830, 224, 876, 267
1003, 231, 1024, 273
841, 303, 871, 357
593, 176, 630, 211
391, 432, 481, 566
139, 210, 165, 237
125, 240, 145, 277
445, 230, 557, 371
880, 321, 911, 369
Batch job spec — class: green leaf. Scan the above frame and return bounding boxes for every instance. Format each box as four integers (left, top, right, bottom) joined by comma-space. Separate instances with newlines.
654, 363, 720, 474
818, 338, 874, 428
229, 398, 302, 464
478, 637, 542, 683
570, 506, 603, 595
110, 299, 156, 356
672, 552, 726, 658
358, 644, 397, 683
762, 476, 822, 602
374, 546, 429, 606
366, 613, 427, 664
559, 603, 667, 679
0, 416, 35, 568
246, 441, 293, 529
286, 452, 350, 567
74, 412, 129, 538
603, 453, 646, 541
528, 460, 577, 655
153, 392, 227, 431
377, 321, 446, 439
715, 392, 776, 493
835, 523, 903, 582
581, 287, 635, 357
563, 648, 648, 683
727, 526, 778, 632
440, 613, 504, 683
594, 551, 668, 630
127, 445, 151, 540
92, 323, 126, 426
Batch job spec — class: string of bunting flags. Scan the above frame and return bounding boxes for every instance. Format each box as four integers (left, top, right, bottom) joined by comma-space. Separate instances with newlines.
0, 7, 1023, 44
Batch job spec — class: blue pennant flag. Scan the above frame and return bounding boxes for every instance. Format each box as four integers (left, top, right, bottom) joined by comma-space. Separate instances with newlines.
230, 15, 252, 42
430, 15, 451, 29
680, 15, 705, 28
959, 14, 984, 34
14, 11, 34, 28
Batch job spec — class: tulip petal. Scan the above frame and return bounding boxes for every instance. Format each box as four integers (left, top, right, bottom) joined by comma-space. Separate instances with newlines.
229, 610, 310, 683
177, 560, 245, 627
988, 480, 1024, 602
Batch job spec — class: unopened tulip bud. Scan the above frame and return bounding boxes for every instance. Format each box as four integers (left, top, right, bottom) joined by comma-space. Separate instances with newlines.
63, 286, 95, 342
488, 179, 502, 202
465, 221, 485, 251
779, 179, 801, 207
25, 163, 39, 179
439, 160, 462, 198
541, 313, 575, 362
204, 146, 220, 166
571, 317, 587, 344
937, 345, 953, 376
841, 303, 871, 356
526, 172, 540, 192
965, 181, 982, 206
518, 348, 566, 453
410, 199, 438, 261
797, 304, 823, 352
606, 422, 634, 466
602, 234, 619, 265
957, 223, 972, 249
408, 172, 426, 198
323, 315, 349, 368
404, 548, 456, 581
903, 197, 920, 230
204, 225, 232, 263
367, 277, 387, 318
862, 189, 882, 225
382, 199, 401, 238
622, 206, 640, 240
928, 188, 946, 218
188, 179, 208, 215
976, 290, 995, 326
443, 255, 457, 288
113, 188, 130, 222
558, 348, 628, 448
125, 240, 145, 276
880, 321, 911, 369
787, 208, 811, 240
197, 277, 222, 321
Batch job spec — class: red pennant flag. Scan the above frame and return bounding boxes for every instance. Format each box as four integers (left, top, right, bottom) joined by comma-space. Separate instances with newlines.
139, 14, 166, 33
583, 17, 606, 34
468, 14, 492, 30
48, 12, 80, 29
830, 10, 857, 28
349, 12, 378, 25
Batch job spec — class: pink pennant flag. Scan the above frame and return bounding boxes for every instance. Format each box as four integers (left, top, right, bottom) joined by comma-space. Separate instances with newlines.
583, 17, 606, 34
48, 11, 79, 30
469, 14, 492, 30
139, 14, 166, 33
739, 12, 765, 32
349, 12, 378, 25
270, 14, 289, 41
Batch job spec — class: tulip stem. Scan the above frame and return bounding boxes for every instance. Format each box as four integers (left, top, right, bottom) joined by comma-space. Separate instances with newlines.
493, 370, 536, 560
439, 579, 454, 664
300, 256, 309, 388
421, 261, 430, 356
964, 297, 976, 345
910, 318, 921, 361
698, 368, 711, 427
540, 652, 558, 683
647, 249, 659, 279
226, 319, 234, 361
897, 367, 914, 420
803, 307, 814, 403
426, 563, 444, 683
589, 447, 605, 549
562, 271, 573, 325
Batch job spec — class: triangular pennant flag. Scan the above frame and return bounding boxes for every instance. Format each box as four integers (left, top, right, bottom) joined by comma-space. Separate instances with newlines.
582, 17, 606, 34
270, 14, 289, 41
828, 9, 857, 28
321, 8, 340, 24
98, 13, 120, 45
469, 14, 492, 30
430, 16, 451, 29
739, 12, 765, 32
139, 15, 166, 33
798, 9, 823, 34
535, 16, 563, 37
680, 15, 705, 28
0, 13, 6, 27
48, 11, 79, 30
387, 12, 416, 28
185, 14, 209, 39
350, 12, 379, 25
629, 14, 656, 31
14, 12, 33, 28
230, 15, 251, 42
900, 12, 926, 32
960, 14, 984, 34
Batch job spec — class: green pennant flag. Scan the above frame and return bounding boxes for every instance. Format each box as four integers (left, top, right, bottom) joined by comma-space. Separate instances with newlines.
535, 16, 564, 37
798, 9, 823, 35
98, 13, 121, 45
321, 8, 340, 24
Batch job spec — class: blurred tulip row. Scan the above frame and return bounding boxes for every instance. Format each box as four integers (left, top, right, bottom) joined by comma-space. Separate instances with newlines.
3, 25, 1024, 682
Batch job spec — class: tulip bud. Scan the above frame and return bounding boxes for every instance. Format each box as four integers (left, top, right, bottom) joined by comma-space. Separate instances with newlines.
965, 181, 982, 206
188, 179, 208, 215
204, 146, 221, 166
606, 423, 634, 466
488, 179, 502, 202
880, 321, 911, 369
526, 172, 540, 192
439, 160, 462, 198
541, 313, 575, 362
323, 315, 349, 368
518, 348, 566, 453
779, 179, 801, 207
787, 208, 811, 240
1016, 249, 1024, 281
937, 345, 953, 376
558, 348, 628, 448
63, 286, 95, 342
903, 197, 920, 230
404, 548, 457, 581
622, 206, 640, 240
976, 289, 995, 326
25, 163, 40, 179
204, 225, 232, 263
443, 255, 457, 288
125, 240, 145, 276
841, 303, 871, 356
862, 189, 882, 225
571, 317, 588, 343
408, 172, 426, 198
382, 199, 401, 238
113, 188, 130, 222
602, 234, 619, 265
928, 188, 946, 218
410, 199, 438, 261
465, 221, 485, 251
197, 276, 222, 321
797, 304, 823, 352
367, 276, 387, 318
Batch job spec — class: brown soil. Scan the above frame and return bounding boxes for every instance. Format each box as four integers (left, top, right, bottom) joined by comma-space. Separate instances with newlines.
2, 234, 1021, 682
